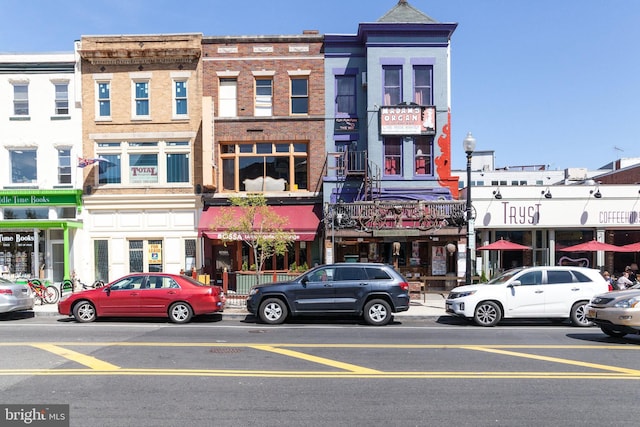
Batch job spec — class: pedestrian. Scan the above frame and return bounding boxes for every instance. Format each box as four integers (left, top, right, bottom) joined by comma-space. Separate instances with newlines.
602, 270, 615, 291
616, 270, 633, 290
628, 263, 638, 283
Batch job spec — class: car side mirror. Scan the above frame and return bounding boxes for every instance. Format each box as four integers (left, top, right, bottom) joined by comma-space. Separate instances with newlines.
509, 280, 522, 287
104, 287, 111, 296
301, 276, 309, 285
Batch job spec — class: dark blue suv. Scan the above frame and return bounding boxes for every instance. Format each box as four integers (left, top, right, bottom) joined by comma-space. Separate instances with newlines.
246, 263, 410, 325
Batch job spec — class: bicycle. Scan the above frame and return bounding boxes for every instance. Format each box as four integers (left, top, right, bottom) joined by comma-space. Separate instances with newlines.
28, 279, 60, 304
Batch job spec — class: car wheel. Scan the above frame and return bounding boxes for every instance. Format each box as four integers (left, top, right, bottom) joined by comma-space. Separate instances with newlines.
169, 302, 193, 324
43, 286, 60, 304
473, 301, 502, 327
258, 298, 288, 325
600, 326, 628, 338
73, 300, 97, 323
363, 299, 392, 326
570, 301, 591, 327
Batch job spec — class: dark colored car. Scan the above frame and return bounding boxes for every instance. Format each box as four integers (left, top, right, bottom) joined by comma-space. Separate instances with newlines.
58, 273, 225, 323
246, 263, 410, 326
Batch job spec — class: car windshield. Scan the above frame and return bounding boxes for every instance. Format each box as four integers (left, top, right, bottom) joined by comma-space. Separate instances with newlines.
486, 268, 525, 285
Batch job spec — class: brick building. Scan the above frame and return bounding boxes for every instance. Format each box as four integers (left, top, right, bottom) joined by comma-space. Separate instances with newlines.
198, 32, 325, 279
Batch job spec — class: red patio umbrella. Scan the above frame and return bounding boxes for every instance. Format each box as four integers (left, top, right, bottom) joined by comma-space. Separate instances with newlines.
477, 239, 532, 251
620, 242, 640, 252
478, 239, 531, 272
559, 240, 630, 252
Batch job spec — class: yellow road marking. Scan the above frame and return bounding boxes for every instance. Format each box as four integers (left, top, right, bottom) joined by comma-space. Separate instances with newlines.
251, 345, 381, 373
463, 346, 640, 375
0, 368, 638, 379
31, 344, 120, 371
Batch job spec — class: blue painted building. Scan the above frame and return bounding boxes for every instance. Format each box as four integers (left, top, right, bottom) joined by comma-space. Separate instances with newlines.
322, 1, 466, 283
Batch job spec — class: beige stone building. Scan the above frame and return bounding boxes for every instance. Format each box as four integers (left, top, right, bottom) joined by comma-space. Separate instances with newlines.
77, 34, 206, 281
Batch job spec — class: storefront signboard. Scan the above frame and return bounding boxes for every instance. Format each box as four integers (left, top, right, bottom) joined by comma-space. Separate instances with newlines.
379, 105, 436, 136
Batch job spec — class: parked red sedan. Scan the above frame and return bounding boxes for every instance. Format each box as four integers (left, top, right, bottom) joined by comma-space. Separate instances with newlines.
58, 273, 225, 323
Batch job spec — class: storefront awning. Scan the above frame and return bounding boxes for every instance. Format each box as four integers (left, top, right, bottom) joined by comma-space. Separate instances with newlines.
198, 204, 322, 241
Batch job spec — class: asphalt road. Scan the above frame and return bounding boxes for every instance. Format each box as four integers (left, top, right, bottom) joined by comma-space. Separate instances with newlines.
1, 314, 639, 427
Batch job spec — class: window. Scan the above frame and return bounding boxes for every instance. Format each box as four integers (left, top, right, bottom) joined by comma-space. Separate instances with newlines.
13, 84, 29, 116
218, 78, 237, 117
98, 153, 121, 184
134, 81, 150, 117
383, 66, 402, 105
129, 240, 144, 273
130, 153, 158, 184
290, 78, 308, 114
96, 141, 191, 186
255, 78, 273, 116
383, 138, 401, 176
518, 271, 542, 286
547, 270, 573, 284
414, 137, 432, 176
174, 80, 188, 116
54, 83, 69, 115
57, 148, 72, 184
10, 149, 37, 183
97, 82, 111, 117
413, 66, 433, 105
220, 142, 308, 192
94, 240, 109, 283
335, 75, 356, 115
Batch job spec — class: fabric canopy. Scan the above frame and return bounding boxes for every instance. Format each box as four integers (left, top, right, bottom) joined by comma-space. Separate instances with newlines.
558, 240, 630, 252
620, 242, 640, 252
198, 204, 322, 241
477, 239, 531, 251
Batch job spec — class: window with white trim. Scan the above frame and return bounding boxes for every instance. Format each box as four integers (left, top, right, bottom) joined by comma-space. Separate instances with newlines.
255, 78, 273, 116
133, 80, 150, 118
218, 78, 237, 117
58, 148, 72, 184
54, 83, 69, 115
13, 83, 29, 116
97, 81, 111, 118
10, 149, 37, 183
96, 141, 191, 186
174, 80, 188, 117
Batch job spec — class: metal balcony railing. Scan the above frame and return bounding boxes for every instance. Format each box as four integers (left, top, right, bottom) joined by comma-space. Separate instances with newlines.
324, 200, 467, 232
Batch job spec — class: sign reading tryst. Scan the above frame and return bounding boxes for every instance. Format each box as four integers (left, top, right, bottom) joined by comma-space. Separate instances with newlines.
379, 105, 436, 135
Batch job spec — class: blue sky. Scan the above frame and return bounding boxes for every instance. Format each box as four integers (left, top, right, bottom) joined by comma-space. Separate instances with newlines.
2, 0, 639, 171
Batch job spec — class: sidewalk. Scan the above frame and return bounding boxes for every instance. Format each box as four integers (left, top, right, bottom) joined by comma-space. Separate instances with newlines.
31, 292, 448, 319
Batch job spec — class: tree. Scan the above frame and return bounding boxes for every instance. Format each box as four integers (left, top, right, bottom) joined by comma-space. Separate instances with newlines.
212, 194, 296, 284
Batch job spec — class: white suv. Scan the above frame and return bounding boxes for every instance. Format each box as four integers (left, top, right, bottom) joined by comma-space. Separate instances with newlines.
446, 266, 609, 327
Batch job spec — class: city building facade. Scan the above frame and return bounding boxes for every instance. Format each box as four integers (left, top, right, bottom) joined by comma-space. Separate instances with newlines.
77, 34, 204, 283
0, 52, 83, 284
198, 32, 325, 283
321, 1, 466, 284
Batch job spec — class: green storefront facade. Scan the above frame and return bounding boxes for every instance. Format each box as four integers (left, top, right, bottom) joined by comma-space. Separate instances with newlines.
0, 189, 83, 284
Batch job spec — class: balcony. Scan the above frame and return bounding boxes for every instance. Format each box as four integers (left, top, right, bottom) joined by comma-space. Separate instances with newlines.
324, 200, 466, 233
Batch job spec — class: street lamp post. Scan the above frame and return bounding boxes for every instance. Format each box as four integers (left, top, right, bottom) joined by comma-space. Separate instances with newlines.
463, 132, 477, 286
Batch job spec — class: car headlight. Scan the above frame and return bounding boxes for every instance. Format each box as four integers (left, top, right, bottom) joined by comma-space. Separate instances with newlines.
452, 290, 476, 299
614, 297, 640, 309
249, 288, 260, 296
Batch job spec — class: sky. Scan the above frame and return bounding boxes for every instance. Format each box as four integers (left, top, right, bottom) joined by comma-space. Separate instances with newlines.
2, 0, 639, 172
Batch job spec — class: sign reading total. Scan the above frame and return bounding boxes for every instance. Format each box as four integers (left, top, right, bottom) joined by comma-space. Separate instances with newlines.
380, 105, 436, 135
130, 166, 158, 183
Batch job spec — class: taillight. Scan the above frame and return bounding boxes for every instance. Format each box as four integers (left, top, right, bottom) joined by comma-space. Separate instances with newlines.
399, 282, 410, 291
0, 289, 13, 295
